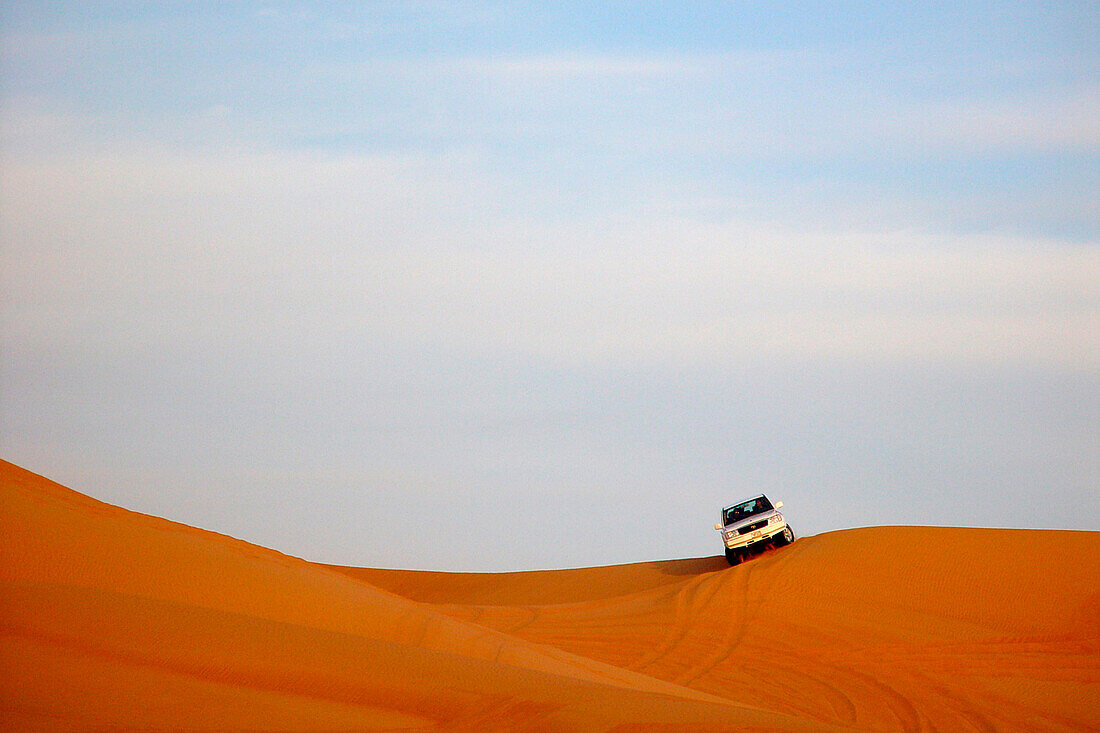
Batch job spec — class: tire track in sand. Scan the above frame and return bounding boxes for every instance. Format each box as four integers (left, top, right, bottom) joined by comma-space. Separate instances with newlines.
671, 544, 920, 730
676, 543, 803, 687
629, 562, 751, 677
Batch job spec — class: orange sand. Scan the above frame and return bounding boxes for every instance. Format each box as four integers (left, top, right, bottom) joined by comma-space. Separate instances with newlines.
1, 459, 1097, 731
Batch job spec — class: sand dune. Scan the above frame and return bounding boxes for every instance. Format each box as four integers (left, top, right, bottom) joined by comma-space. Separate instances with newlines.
2, 460, 1097, 731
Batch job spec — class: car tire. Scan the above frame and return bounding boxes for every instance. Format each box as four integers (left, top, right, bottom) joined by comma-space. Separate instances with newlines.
724, 548, 742, 566
776, 526, 795, 546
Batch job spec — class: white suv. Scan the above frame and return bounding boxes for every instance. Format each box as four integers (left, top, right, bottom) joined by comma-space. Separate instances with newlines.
714, 494, 794, 565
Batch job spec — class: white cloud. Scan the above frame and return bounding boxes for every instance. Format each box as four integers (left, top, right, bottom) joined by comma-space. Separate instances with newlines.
436, 48, 833, 80
880, 84, 1100, 153
356, 226, 1099, 369
3, 148, 1096, 373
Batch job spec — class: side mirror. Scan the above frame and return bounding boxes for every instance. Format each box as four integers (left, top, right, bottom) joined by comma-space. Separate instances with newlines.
774, 501, 784, 509
714, 523, 723, 531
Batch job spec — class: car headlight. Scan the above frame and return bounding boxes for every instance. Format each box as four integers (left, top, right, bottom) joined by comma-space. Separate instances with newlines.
770, 514, 783, 524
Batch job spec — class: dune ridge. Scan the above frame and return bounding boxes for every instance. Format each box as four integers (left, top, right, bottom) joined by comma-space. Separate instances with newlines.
1, 459, 1097, 731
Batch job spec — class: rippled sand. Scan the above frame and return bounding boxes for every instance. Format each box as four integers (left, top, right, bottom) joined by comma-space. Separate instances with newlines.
2, 460, 1097, 731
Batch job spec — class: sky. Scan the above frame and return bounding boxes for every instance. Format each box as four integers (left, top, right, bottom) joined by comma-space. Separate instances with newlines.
2, 2, 1098, 570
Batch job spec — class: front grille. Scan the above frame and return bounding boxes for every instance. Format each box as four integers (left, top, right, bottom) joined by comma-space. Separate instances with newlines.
738, 520, 768, 535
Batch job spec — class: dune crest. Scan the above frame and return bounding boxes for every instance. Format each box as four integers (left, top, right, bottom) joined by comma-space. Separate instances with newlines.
2, 459, 1097, 731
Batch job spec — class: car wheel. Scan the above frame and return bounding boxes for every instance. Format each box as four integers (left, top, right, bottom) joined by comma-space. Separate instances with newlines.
776, 526, 795, 546
724, 547, 742, 566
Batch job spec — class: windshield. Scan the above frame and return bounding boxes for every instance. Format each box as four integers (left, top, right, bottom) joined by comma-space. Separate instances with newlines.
723, 496, 773, 525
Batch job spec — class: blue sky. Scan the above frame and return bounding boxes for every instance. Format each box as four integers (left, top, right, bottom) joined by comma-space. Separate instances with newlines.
2, 2, 1098, 569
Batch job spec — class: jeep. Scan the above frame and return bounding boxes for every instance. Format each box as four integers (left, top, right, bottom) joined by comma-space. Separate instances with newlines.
714, 494, 794, 565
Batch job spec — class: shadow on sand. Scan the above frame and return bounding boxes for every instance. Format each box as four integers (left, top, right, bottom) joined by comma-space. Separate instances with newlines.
654, 556, 730, 576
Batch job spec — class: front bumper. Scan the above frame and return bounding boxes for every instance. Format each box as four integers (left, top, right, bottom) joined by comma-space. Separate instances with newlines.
720, 520, 786, 550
